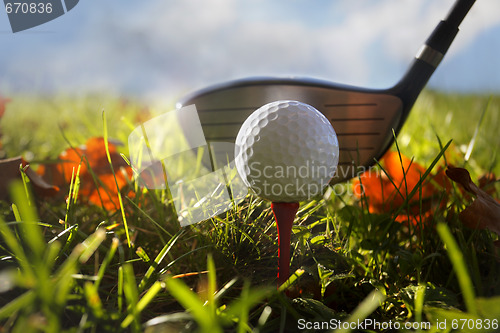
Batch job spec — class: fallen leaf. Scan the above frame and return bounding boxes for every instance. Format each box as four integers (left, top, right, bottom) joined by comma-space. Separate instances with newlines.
0, 95, 10, 118
38, 137, 132, 210
353, 151, 449, 225
0, 156, 59, 201
446, 167, 500, 236
478, 172, 497, 196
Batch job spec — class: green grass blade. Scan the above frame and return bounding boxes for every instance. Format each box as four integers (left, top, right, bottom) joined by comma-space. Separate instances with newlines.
414, 284, 426, 333
11, 203, 21, 222
53, 248, 83, 305
84, 281, 104, 319
236, 281, 251, 333
0, 216, 34, 278
126, 196, 172, 238
118, 266, 124, 312
436, 223, 477, 315
65, 163, 81, 227
332, 290, 386, 333
122, 263, 139, 306
164, 276, 221, 333
277, 268, 305, 293
94, 237, 119, 289
138, 228, 184, 292
213, 277, 238, 302
102, 110, 131, 247
10, 181, 45, 258
121, 280, 165, 329
19, 164, 32, 207
57, 224, 80, 262
52, 230, 105, 307
48, 224, 77, 244
135, 246, 151, 263
0, 290, 35, 320
79, 228, 106, 263
43, 240, 62, 273
206, 253, 217, 313
122, 263, 141, 332
224, 282, 272, 333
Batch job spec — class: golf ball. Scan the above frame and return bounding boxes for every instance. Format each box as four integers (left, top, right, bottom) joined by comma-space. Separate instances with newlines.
235, 100, 339, 202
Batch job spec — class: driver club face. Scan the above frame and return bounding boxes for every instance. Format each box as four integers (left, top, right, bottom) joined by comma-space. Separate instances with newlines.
178, 78, 404, 183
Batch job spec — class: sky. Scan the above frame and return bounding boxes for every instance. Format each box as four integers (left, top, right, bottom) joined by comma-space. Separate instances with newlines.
1, 0, 500, 103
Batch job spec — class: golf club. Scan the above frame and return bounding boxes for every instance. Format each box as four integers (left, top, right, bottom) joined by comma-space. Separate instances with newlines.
177, 0, 475, 183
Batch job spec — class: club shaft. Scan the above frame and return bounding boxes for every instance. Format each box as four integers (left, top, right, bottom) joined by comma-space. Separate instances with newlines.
445, 0, 476, 29
425, 0, 475, 55
391, 0, 476, 132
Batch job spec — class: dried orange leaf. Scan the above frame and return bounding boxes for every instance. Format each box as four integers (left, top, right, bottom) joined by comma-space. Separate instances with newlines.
25, 166, 60, 197
446, 166, 500, 236
0, 157, 24, 201
38, 137, 132, 210
353, 151, 446, 225
0, 156, 59, 201
446, 167, 477, 194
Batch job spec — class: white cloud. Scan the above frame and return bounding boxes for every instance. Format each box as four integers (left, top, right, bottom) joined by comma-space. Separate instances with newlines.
1, 0, 499, 98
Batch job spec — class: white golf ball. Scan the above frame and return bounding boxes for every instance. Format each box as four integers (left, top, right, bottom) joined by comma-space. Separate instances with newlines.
235, 100, 339, 202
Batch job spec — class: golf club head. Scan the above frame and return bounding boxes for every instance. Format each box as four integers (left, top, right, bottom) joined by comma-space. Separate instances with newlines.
178, 78, 403, 183
177, 0, 475, 184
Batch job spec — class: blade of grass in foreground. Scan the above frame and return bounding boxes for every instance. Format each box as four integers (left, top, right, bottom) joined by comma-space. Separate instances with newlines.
94, 237, 119, 290
332, 290, 386, 333
436, 223, 477, 316
0, 290, 36, 320
84, 281, 104, 319
121, 281, 165, 329
414, 284, 426, 333
138, 228, 184, 292
206, 254, 217, 316
224, 281, 273, 333
0, 215, 34, 280
102, 110, 131, 247
164, 275, 222, 333
10, 181, 45, 259
122, 263, 141, 332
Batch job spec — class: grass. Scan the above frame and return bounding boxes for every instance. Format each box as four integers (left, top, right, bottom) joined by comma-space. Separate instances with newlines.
0, 90, 499, 332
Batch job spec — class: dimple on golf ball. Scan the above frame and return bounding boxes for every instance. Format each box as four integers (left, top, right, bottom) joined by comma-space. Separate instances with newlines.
235, 100, 339, 202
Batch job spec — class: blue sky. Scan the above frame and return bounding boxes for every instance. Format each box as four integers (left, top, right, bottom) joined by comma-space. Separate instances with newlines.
1, 0, 500, 102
